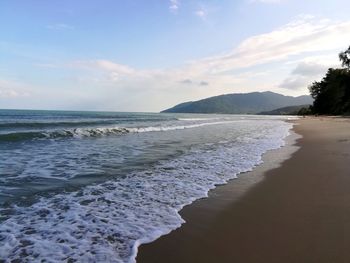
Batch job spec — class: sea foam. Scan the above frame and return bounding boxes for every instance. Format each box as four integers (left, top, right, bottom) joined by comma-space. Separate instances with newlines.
0, 120, 292, 262
0, 121, 237, 142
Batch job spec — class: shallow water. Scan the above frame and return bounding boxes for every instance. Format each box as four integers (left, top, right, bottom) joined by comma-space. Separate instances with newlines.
0, 109, 294, 262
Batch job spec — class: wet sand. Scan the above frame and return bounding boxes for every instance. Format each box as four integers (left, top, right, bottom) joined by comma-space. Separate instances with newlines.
137, 117, 350, 263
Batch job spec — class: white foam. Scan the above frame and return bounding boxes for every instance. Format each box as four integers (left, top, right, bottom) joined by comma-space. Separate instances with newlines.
2, 120, 241, 141
177, 118, 221, 121
126, 121, 237, 133
0, 120, 292, 262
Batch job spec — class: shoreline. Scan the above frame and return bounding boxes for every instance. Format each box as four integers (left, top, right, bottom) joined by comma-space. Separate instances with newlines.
129, 119, 297, 262
137, 117, 350, 262
130, 119, 296, 262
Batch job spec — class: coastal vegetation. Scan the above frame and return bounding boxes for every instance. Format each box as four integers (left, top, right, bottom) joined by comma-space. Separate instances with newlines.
304, 46, 350, 115
259, 105, 310, 115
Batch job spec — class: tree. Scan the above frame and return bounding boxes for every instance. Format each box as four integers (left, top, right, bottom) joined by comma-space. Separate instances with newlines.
297, 106, 312, 116
308, 46, 350, 115
339, 46, 350, 69
308, 68, 350, 115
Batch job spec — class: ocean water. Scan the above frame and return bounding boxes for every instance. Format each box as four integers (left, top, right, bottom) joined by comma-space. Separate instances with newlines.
0, 109, 294, 262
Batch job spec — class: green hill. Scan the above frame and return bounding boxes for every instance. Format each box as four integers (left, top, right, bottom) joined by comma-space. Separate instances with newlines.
162, 92, 313, 114
258, 105, 311, 115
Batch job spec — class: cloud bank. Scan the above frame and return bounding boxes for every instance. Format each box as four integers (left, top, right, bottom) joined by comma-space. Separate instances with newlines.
3, 16, 349, 111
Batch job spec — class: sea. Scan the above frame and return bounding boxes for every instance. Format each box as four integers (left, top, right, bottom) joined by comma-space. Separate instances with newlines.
0, 109, 295, 262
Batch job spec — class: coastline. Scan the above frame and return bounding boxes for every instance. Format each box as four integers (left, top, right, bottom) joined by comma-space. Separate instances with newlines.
137, 117, 350, 263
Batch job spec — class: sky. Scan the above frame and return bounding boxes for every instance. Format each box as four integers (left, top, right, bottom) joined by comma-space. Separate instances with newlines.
0, 0, 350, 112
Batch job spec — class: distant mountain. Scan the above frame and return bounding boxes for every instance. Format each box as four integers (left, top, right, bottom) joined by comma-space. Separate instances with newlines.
161, 92, 313, 114
258, 105, 311, 115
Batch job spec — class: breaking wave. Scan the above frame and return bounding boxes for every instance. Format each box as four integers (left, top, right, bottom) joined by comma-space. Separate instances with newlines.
0, 121, 236, 142
0, 120, 292, 263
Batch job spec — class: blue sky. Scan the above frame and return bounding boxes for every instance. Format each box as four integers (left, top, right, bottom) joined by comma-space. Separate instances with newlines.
1, 0, 350, 111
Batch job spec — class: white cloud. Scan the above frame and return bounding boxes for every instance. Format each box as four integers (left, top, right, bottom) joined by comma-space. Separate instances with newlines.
249, 0, 283, 3
34, 63, 59, 68
63, 16, 350, 110
65, 16, 350, 83
187, 16, 350, 75
179, 79, 193, 84
279, 53, 339, 91
0, 80, 31, 98
292, 62, 328, 76
0, 88, 20, 98
179, 79, 209, 86
46, 23, 74, 30
199, 81, 209, 86
169, 0, 180, 13
68, 60, 139, 83
279, 76, 311, 90
94, 60, 135, 75
194, 8, 207, 19
295, 53, 341, 67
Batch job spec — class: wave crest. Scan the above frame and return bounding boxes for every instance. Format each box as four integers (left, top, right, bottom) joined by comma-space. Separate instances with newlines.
0, 121, 235, 142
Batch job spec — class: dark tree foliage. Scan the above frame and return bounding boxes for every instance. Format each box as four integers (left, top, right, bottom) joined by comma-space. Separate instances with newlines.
339, 46, 350, 69
309, 68, 350, 115
308, 46, 350, 115
297, 106, 312, 116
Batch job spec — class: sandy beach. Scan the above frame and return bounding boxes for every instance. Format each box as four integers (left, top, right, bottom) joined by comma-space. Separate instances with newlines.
138, 117, 350, 263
